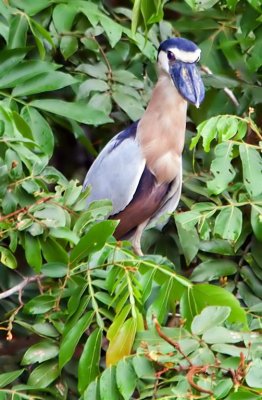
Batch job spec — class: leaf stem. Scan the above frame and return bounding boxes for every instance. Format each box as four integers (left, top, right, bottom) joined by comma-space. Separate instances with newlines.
153, 316, 193, 366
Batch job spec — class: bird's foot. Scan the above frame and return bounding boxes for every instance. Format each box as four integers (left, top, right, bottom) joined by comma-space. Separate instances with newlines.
132, 243, 144, 256
131, 219, 149, 256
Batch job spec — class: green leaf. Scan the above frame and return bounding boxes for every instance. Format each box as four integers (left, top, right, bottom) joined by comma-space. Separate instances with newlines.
78, 328, 102, 394
245, 358, 262, 388
0, 60, 57, 88
202, 326, 243, 344
99, 15, 122, 47
77, 62, 107, 79
107, 305, 131, 341
190, 116, 219, 151
10, 0, 52, 16
13, 71, 77, 96
63, 180, 83, 207
8, 14, 28, 49
12, 111, 33, 140
212, 343, 248, 357
224, 390, 262, 399
33, 204, 67, 228
106, 317, 137, 366
199, 239, 235, 255
0, 246, 17, 269
2, 191, 18, 215
52, 4, 78, 32
60, 36, 78, 59
59, 311, 93, 370
175, 210, 201, 230
132, 355, 155, 380
181, 283, 248, 330
203, 73, 239, 89
240, 266, 262, 298
70, 220, 117, 267
89, 93, 112, 115
74, 199, 112, 235
116, 358, 137, 400
41, 237, 68, 264
191, 306, 231, 335
216, 115, 239, 141
176, 221, 199, 265
214, 207, 242, 242
239, 144, 262, 198
251, 238, 262, 271
131, 0, 142, 33
248, 36, 262, 71
207, 142, 236, 195
78, 79, 109, 99
24, 295, 55, 314
191, 259, 238, 282
21, 341, 59, 365
32, 323, 59, 338
79, 2, 100, 26
112, 90, 144, 121
28, 18, 54, 58
251, 205, 262, 241
83, 380, 101, 400
27, 360, 59, 388
141, 0, 164, 25
112, 70, 144, 89
50, 227, 79, 245
0, 49, 28, 77
99, 366, 121, 400
21, 107, 54, 158
41, 262, 68, 278
147, 279, 185, 325
213, 378, 233, 399
30, 99, 113, 125
0, 369, 24, 388
24, 234, 42, 272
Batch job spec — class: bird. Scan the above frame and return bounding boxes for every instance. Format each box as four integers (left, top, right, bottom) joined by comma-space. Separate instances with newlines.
83, 37, 205, 255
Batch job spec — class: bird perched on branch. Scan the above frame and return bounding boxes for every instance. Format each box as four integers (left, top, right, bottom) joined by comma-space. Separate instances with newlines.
83, 37, 205, 255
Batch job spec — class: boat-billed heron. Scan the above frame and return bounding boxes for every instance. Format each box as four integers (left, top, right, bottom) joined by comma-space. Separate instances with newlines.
83, 37, 205, 255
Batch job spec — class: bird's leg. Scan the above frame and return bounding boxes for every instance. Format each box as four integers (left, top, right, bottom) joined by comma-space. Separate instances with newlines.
131, 219, 149, 256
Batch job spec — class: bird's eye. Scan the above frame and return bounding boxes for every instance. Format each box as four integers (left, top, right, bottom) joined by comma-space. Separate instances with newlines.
167, 51, 175, 61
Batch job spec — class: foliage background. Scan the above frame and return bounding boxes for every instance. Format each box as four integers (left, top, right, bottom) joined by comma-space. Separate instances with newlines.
0, 0, 261, 399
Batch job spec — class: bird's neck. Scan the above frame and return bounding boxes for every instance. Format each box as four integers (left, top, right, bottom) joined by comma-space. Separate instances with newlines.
137, 73, 188, 183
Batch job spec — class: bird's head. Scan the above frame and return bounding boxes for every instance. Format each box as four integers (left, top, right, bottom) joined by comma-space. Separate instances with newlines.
157, 37, 205, 108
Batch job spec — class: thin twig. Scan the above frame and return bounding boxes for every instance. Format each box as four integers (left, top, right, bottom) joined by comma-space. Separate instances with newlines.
0, 275, 44, 300
186, 365, 214, 395
91, 35, 112, 80
201, 65, 240, 108
0, 196, 53, 223
153, 316, 193, 366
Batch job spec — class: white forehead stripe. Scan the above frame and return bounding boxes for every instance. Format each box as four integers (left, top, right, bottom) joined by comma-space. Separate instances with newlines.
169, 47, 201, 63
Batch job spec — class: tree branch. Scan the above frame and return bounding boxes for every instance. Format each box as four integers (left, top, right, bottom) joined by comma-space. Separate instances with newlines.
201, 65, 240, 108
0, 275, 44, 300
186, 365, 214, 395
0, 196, 53, 223
153, 316, 192, 366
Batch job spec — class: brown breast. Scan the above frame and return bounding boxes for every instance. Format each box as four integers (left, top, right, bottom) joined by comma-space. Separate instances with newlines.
137, 73, 187, 183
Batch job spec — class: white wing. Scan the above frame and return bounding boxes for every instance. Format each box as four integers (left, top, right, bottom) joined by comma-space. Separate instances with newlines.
83, 122, 146, 215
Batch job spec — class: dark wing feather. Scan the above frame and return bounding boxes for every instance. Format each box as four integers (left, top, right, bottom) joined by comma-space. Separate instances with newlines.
112, 167, 170, 239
